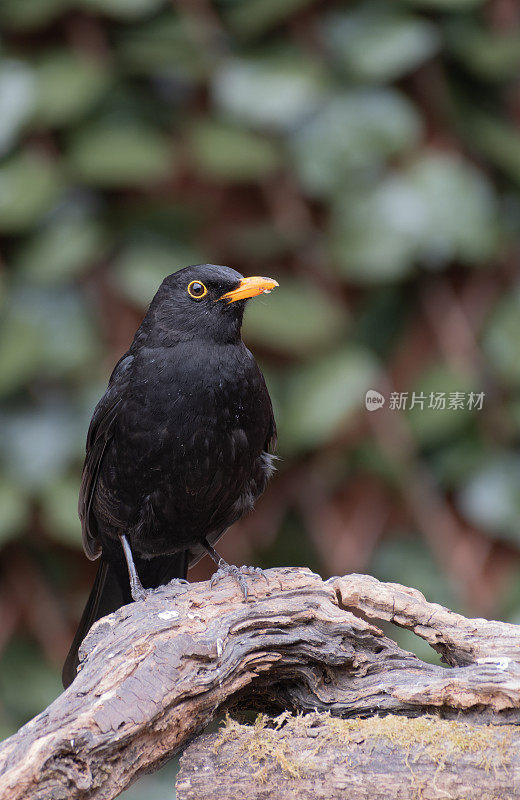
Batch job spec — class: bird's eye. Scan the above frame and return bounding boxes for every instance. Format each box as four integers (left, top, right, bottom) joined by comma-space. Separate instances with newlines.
187, 280, 208, 300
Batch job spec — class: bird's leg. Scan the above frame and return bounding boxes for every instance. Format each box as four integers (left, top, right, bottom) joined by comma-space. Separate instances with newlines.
119, 534, 148, 602
203, 538, 269, 601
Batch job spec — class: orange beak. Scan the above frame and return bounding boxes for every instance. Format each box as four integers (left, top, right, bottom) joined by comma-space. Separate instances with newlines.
220, 276, 279, 304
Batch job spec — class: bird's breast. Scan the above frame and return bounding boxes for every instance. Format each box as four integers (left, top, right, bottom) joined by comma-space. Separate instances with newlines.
93, 340, 272, 553
119, 342, 268, 473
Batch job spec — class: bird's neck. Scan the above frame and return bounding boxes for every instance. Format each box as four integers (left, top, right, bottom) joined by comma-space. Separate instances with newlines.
132, 307, 244, 348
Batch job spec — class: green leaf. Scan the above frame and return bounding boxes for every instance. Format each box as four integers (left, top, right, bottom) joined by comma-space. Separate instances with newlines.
228, 222, 292, 262
213, 57, 325, 132
243, 279, 348, 356
0, 315, 42, 398
0, 289, 99, 398
67, 122, 173, 188
117, 14, 210, 79
0, 479, 29, 545
41, 475, 81, 546
405, 365, 476, 446
119, 761, 181, 800
430, 437, 496, 490
281, 347, 379, 451
224, 0, 315, 38
405, 0, 483, 8
79, 0, 167, 20
0, 638, 62, 727
483, 288, 520, 389
14, 217, 108, 284
457, 455, 520, 543
332, 152, 499, 282
509, 400, 520, 438
404, 153, 499, 266
497, 566, 520, 625
370, 537, 457, 608
0, 60, 36, 156
353, 287, 410, 357
447, 21, 520, 80
115, 202, 202, 242
331, 178, 418, 283
33, 51, 110, 126
0, 0, 70, 31
112, 242, 202, 306
322, 5, 440, 83
467, 113, 520, 185
190, 121, 281, 182
0, 151, 62, 232
0, 404, 81, 489
292, 88, 421, 197
259, 510, 322, 572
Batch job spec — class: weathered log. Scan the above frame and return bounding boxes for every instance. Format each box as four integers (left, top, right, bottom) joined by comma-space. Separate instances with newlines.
177, 713, 519, 800
0, 568, 519, 800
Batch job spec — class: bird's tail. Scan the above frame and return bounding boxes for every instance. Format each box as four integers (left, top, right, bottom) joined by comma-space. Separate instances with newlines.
62, 550, 189, 688
62, 557, 123, 688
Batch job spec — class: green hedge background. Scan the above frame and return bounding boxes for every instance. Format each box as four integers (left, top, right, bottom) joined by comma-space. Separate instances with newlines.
0, 0, 519, 795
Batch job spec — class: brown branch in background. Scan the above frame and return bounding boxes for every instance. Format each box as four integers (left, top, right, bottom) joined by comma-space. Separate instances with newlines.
1, 568, 520, 800
420, 277, 484, 374
365, 376, 472, 589
4, 554, 69, 664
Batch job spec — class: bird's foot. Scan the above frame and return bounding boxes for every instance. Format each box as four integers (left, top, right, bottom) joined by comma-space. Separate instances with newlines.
120, 533, 151, 603
210, 560, 269, 600
130, 578, 150, 603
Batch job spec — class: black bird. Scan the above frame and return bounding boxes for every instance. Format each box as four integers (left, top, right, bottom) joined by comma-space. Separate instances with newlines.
62, 264, 278, 688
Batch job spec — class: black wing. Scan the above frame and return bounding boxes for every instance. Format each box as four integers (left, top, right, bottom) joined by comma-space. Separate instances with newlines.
264, 395, 277, 453
79, 354, 133, 560
257, 364, 277, 454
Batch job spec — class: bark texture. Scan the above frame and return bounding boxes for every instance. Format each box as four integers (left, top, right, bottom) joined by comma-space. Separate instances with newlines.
0, 568, 519, 800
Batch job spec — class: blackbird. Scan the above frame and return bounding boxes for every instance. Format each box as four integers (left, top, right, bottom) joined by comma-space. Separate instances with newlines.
62, 264, 278, 688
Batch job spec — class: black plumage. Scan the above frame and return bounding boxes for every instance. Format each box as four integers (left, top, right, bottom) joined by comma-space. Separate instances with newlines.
63, 264, 278, 687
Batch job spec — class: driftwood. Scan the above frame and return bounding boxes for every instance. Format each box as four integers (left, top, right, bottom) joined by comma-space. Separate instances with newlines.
0, 567, 519, 800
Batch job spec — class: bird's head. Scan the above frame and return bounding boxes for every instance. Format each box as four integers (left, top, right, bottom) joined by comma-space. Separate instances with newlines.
140, 264, 278, 346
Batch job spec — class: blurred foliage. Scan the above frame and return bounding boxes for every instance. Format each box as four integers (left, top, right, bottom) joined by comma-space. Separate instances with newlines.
0, 1, 519, 796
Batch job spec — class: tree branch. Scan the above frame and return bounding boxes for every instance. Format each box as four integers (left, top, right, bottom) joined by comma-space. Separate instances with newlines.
177, 712, 519, 800
0, 568, 519, 800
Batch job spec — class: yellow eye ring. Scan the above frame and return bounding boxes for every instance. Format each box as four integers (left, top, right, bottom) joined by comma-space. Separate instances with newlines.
187, 280, 208, 300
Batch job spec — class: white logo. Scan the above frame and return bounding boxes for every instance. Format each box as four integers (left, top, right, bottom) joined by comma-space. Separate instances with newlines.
365, 389, 385, 411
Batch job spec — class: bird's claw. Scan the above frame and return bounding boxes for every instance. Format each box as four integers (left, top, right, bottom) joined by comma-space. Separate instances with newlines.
210, 562, 269, 600
246, 565, 270, 585
131, 583, 151, 602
